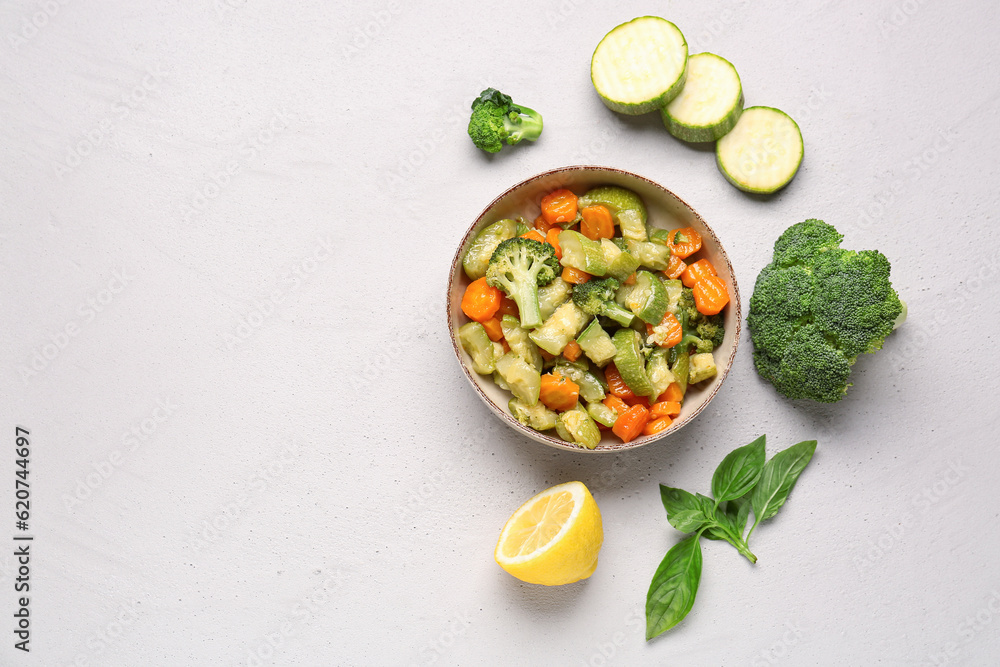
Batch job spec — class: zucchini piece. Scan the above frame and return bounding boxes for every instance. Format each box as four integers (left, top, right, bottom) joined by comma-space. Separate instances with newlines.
578, 186, 648, 242
495, 352, 541, 406
528, 302, 591, 356
557, 406, 602, 449
458, 322, 496, 374
538, 276, 571, 321
492, 370, 511, 391
559, 230, 608, 276
624, 270, 669, 325
716, 106, 804, 194
462, 219, 517, 280
646, 348, 677, 401
600, 238, 641, 281
626, 240, 671, 271
671, 349, 690, 397
509, 397, 558, 431
586, 401, 618, 428
689, 352, 718, 384
576, 319, 617, 366
591, 16, 689, 115
501, 315, 543, 372
554, 364, 606, 403
611, 328, 655, 397
662, 52, 744, 143
661, 277, 684, 315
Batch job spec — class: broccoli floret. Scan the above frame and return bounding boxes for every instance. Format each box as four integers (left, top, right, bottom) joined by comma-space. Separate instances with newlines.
467, 88, 543, 154
748, 219, 905, 402
571, 277, 635, 327
485, 238, 559, 329
673, 287, 724, 353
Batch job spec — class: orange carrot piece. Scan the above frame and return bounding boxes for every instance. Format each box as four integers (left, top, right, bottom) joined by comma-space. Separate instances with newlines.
539, 372, 580, 412
602, 394, 629, 418
580, 205, 615, 241
612, 404, 650, 443
534, 214, 557, 234
497, 295, 519, 318
563, 340, 582, 362
642, 416, 673, 436
460, 277, 502, 323
501, 339, 511, 354
538, 348, 556, 362
545, 227, 563, 259
561, 266, 591, 284
520, 229, 546, 243
604, 364, 638, 402
481, 316, 504, 341
681, 258, 718, 288
656, 382, 684, 404
647, 312, 683, 348
650, 401, 682, 419
540, 189, 579, 226
693, 275, 730, 316
664, 254, 687, 280
624, 272, 637, 285
666, 227, 703, 259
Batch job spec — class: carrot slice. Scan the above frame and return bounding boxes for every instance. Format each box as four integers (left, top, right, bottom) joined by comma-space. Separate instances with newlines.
460, 277, 502, 323
534, 214, 558, 234
563, 340, 582, 362
539, 372, 580, 412
540, 189, 579, 226
664, 254, 687, 280
650, 401, 681, 419
656, 382, 684, 404
647, 312, 683, 348
561, 266, 591, 284
681, 258, 717, 288
580, 205, 615, 241
604, 364, 637, 402
642, 416, 673, 436
520, 229, 546, 243
693, 275, 730, 315
602, 394, 629, 418
612, 404, 650, 443
666, 227, 702, 259
481, 316, 504, 341
545, 227, 563, 259
497, 295, 519, 318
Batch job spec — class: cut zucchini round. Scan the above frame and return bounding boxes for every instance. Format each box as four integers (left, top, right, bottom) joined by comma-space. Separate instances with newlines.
662, 52, 743, 143
591, 16, 689, 115
715, 106, 804, 194
611, 328, 655, 397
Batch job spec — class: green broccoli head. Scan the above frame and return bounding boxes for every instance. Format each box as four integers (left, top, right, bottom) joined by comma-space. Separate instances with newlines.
467, 88, 544, 154
485, 237, 559, 329
747, 219, 904, 402
675, 287, 725, 353
571, 277, 635, 327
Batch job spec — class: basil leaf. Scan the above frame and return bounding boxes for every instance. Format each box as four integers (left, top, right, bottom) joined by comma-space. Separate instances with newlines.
645, 535, 703, 640
660, 486, 713, 533
711, 435, 766, 504
735, 497, 752, 535
751, 440, 817, 522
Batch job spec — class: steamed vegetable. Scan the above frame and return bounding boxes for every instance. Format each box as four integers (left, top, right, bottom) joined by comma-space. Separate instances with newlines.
485, 238, 560, 329
747, 219, 905, 402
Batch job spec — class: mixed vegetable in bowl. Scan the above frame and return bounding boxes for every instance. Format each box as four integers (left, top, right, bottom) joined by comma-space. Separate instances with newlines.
458, 185, 731, 449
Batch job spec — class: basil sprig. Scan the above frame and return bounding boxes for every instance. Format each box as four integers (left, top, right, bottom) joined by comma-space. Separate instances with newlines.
646, 436, 817, 640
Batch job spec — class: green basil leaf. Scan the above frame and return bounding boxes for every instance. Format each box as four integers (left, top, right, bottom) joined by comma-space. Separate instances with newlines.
751, 440, 817, 522
660, 486, 713, 533
735, 497, 752, 535
711, 435, 766, 503
645, 535, 703, 640
702, 526, 729, 541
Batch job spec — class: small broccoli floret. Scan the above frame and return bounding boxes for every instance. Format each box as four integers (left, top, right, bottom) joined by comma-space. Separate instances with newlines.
673, 287, 724, 353
485, 238, 559, 329
748, 219, 904, 402
467, 88, 544, 154
695, 316, 725, 349
571, 277, 635, 327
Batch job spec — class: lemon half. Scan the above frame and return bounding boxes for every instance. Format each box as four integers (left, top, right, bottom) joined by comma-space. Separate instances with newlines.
494, 481, 603, 586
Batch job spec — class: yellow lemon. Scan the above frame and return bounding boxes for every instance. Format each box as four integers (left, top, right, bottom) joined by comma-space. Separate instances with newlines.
494, 481, 603, 586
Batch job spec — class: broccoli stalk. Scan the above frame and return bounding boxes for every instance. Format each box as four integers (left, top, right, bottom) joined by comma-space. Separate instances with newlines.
468, 88, 544, 154
571, 277, 635, 327
747, 219, 904, 402
485, 238, 560, 329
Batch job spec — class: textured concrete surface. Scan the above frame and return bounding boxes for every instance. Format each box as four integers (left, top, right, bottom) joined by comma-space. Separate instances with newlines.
2, 1, 999, 665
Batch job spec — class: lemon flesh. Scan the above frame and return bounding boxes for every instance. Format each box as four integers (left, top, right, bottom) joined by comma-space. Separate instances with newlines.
495, 481, 603, 586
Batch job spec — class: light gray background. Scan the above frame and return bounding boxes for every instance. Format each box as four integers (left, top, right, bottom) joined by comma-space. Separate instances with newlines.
2, 0, 998, 665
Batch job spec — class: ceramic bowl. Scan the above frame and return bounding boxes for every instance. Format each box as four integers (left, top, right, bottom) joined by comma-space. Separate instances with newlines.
448, 166, 740, 452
